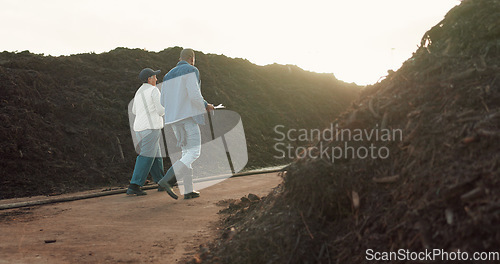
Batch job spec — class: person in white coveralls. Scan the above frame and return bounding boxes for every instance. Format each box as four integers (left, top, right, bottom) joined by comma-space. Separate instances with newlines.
158, 48, 215, 199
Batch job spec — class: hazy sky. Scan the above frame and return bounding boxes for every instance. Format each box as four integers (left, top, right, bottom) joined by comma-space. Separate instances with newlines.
1, 0, 459, 85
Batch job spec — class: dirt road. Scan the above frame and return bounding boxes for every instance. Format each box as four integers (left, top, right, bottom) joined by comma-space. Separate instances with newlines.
0, 173, 281, 263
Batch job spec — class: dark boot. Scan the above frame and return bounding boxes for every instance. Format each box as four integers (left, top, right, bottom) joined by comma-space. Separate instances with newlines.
126, 184, 147, 196
158, 182, 178, 200
184, 191, 200, 200
158, 178, 177, 191
158, 161, 188, 200
168, 177, 178, 187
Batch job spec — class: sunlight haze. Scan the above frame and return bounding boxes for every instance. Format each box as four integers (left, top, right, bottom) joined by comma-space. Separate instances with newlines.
0, 0, 459, 85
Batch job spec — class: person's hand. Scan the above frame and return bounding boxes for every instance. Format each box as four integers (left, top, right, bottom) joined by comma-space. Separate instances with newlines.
206, 104, 215, 112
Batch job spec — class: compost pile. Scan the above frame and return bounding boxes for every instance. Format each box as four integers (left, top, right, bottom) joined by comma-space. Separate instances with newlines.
0, 47, 358, 199
199, 1, 500, 263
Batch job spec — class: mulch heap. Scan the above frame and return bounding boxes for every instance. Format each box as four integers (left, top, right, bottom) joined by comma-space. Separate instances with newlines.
0, 47, 358, 199
194, 0, 500, 263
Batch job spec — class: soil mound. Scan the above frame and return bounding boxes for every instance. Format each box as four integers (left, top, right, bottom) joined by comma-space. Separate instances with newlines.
203, 1, 500, 263
0, 48, 358, 199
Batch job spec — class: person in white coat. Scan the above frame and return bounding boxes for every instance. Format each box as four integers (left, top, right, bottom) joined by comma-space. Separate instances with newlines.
158, 49, 214, 199
127, 68, 177, 199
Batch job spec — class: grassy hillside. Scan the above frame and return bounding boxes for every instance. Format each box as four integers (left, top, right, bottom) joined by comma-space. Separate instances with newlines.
0, 48, 359, 198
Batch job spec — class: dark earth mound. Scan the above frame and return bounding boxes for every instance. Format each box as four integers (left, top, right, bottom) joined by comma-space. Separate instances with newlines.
0, 48, 359, 198
196, 0, 500, 263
